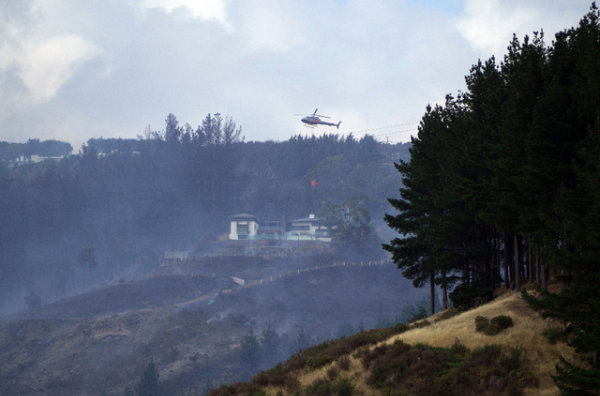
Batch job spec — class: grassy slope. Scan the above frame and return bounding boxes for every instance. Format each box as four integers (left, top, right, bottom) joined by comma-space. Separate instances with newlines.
260, 291, 578, 396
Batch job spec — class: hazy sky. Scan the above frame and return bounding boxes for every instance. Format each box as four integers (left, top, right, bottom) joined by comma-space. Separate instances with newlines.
0, 0, 593, 150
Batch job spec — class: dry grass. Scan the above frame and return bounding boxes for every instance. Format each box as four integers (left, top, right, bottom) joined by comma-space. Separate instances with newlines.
257, 291, 579, 395
295, 354, 368, 395
386, 291, 576, 396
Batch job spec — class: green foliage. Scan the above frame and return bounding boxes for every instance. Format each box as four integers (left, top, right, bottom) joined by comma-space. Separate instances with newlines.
553, 356, 600, 396
0, 139, 72, 161
208, 382, 266, 396
360, 340, 535, 395
337, 356, 351, 371
252, 364, 299, 391
474, 315, 513, 335
305, 355, 330, 371
490, 315, 513, 332
449, 277, 498, 310
385, 4, 600, 392
475, 316, 489, 332
305, 377, 355, 396
542, 327, 567, 345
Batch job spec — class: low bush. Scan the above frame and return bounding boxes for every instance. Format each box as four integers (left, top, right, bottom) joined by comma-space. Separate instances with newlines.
338, 356, 351, 371
305, 355, 329, 371
304, 377, 354, 396
542, 327, 567, 344
359, 340, 536, 395
326, 366, 338, 380
252, 364, 299, 391
489, 315, 513, 333
475, 315, 489, 332
475, 315, 513, 335
208, 382, 266, 396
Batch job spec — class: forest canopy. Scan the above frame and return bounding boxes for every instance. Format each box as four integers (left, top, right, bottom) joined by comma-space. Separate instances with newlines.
384, 4, 600, 393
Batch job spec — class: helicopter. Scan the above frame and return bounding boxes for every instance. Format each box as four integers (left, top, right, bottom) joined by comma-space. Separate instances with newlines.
298, 108, 342, 129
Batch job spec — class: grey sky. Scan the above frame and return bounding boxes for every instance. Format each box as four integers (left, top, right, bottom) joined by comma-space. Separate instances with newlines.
0, 0, 592, 151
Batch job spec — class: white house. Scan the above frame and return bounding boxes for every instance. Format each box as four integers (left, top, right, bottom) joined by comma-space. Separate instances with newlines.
286, 214, 331, 242
228, 213, 259, 240
228, 213, 331, 242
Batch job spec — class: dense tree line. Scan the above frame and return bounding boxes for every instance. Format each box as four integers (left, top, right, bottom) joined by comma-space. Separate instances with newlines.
0, 139, 72, 161
384, 5, 600, 392
0, 115, 408, 312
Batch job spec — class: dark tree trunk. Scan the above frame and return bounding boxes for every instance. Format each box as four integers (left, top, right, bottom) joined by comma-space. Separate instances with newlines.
430, 272, 435, 315
504, 233, 510, 287
441, 271, 448, 310
513, 233, 520, 290
541, 264, 547, 291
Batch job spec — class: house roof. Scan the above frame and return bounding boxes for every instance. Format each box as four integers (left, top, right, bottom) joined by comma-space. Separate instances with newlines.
291, 216, 321, 224
230, 213, 258, 220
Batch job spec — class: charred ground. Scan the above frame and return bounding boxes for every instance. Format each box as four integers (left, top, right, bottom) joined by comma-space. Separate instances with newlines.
0, 255, 428, 395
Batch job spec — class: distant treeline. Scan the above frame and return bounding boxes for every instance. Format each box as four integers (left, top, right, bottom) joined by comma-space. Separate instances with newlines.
0, 139, 73, 161
384, 5, 600, 392
0, 113, 409, 312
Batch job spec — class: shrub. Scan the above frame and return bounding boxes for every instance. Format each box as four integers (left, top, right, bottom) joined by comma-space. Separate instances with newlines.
304, 377, 354, 396
338, 356, 351, 371
489, 315, 513, 333
252, 364, 299, 391
209, 383, 266, 396
305, 355, 330, 371
475, 315, 513, 335
475, 315, 489, 332
331, 377, 354, 396
326, 366, 339, 381
304, 379, 331, 396
360, 341, 536, 395
542, 327, 567, 344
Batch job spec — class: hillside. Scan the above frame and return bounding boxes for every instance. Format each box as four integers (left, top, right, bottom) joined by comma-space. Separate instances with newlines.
0, 257, 428, 395
215, 290, 579, 396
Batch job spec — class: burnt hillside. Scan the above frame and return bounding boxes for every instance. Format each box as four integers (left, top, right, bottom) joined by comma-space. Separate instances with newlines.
0, 256, 428, 395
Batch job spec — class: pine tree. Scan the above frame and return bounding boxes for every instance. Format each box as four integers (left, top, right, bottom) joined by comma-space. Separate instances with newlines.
522, 5, 600, 392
